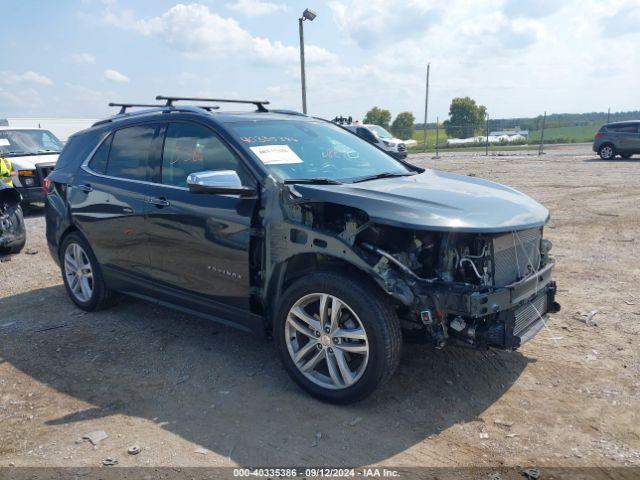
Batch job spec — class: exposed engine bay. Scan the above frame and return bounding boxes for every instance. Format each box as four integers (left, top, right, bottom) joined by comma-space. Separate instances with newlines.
273, 199, 560, 351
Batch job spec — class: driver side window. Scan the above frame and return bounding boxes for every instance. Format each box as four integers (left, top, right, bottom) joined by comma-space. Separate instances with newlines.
161, 123, 240, 188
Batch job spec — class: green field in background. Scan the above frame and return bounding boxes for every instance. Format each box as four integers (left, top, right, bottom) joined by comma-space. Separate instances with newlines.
412, 129, 449, 144
410, 123, 599, 145
528, 124, 599, 142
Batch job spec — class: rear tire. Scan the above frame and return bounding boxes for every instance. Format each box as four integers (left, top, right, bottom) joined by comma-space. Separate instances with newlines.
275, 271, 402, 404
598, 144, 615, 160
60, 232, 113, 311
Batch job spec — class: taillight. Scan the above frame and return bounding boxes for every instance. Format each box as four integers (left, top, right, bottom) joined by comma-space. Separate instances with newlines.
595, 132, 602, 139
43, 177, 52, 195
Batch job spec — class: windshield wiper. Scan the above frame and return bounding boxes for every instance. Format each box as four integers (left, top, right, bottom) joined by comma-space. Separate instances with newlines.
284, 178, 343, 185
351, 172, 416, 183
4, 150, 34, 156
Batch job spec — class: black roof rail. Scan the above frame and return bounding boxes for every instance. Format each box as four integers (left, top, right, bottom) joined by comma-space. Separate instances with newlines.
156, 95, 270, 113
108, 103, 168, 114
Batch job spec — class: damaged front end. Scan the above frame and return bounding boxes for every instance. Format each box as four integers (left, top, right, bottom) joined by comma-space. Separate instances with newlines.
263, 179, 560, 351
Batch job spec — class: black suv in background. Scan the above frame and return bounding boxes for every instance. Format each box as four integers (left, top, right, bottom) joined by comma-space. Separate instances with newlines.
593, 121, 640, 159
45, 96, 558, 403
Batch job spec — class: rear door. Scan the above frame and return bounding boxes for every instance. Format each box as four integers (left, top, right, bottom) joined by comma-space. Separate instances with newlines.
71, 123, 164, 282
609, 123, 638, 152
144, 121, 258, 322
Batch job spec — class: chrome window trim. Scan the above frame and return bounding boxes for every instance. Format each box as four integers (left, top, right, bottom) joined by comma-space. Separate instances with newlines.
80, 129, 190, 191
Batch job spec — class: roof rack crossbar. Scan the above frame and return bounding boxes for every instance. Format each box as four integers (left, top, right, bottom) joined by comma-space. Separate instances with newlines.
156, 95, 270, 112
108, 103, 168, 115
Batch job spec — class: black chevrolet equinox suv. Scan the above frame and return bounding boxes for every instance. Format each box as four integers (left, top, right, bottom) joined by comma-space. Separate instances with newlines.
45, 96, 559, 403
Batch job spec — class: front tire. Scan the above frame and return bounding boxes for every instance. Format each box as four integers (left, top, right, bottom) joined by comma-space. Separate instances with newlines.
60, 232, 113, 311
0, 203, 26, 254
599, 144, 615, 160
275, 271, 402, 404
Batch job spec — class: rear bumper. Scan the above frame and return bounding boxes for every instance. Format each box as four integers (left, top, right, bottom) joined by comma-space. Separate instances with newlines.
391, 151, 407, 159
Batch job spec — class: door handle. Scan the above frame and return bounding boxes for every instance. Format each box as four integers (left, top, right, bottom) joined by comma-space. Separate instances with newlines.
146, 196, 170, 207
79, 184, 93, 193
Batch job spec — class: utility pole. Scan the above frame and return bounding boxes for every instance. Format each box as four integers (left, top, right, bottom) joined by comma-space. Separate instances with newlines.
538, 111, 547, 156
299, 18, 307, 114
435, 116, 440, 159
607, 107, 610, 123
485, 114, 490, 156
298, 9, 317, 114
423, 63, 430, 152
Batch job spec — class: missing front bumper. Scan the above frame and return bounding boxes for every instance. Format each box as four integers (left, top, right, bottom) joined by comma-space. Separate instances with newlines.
411, 261, 559, 350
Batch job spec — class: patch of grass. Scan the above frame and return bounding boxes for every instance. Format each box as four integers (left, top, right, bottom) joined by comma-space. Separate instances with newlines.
412, 129, 449, 145
528, 124, 599, 143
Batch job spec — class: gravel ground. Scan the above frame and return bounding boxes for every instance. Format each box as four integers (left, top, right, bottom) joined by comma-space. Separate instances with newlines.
0, 143, 639, 470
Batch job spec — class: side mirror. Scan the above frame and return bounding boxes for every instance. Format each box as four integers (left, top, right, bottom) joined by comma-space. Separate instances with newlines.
187, 170, 256, 197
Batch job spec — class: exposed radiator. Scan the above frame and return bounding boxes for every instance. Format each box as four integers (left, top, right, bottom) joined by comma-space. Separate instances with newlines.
514, 294, 547, 337
492, 228, 542, 286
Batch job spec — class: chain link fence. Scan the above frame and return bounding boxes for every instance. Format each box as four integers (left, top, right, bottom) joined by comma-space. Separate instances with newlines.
385, 114, 601, 155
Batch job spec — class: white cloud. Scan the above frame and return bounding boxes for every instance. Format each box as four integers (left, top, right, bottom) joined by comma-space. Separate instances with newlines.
330, 0, 440, 49
0, 86, 43, 112
315, 0, 640, 119
0, 70, 53, 86
103, 69, 129, 83
226, 0, 287, 16
72, 52, 96, 64
105, 3, 336, 65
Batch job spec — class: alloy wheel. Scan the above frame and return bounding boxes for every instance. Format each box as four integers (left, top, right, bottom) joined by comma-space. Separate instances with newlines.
64, 243, 94, 302
600, 145, 614, 159
285, 293, 369, 390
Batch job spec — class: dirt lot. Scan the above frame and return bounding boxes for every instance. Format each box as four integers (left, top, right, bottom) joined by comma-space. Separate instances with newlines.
1, 143, 639, 470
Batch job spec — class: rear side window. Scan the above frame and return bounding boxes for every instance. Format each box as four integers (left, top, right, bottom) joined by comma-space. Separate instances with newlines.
106, 124, 159, 181
161, 123, 239, 187
607, 124, 638, 133
88, 135, 112, 174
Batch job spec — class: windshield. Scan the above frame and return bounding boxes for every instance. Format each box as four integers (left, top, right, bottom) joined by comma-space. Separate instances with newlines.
0, 129, 63, 156
228, 120, 410, 182
366, 125, 393, 139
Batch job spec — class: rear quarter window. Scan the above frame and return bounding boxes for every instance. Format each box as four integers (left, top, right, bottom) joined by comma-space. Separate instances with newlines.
88, 135, 112, 174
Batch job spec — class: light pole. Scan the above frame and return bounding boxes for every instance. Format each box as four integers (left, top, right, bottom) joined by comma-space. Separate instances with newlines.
299, 8, 317, 114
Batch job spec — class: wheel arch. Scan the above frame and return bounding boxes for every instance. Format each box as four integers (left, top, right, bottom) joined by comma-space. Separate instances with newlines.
57, 224, 83, 259
264, 253, 394, 334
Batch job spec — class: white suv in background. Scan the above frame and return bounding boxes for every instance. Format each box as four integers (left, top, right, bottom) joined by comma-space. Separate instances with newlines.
343, 124, 407, 159
0, 127, 64, 204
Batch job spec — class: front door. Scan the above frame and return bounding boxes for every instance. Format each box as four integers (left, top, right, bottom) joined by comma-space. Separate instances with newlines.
144, 121, 258, 317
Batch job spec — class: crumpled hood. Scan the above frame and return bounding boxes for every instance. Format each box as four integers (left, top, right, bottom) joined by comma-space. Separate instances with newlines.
293, 170, 550, 233
7, 154, 59, 170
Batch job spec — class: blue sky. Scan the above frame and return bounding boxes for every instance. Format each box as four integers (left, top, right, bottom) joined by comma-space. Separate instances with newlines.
1, 0, 639, 121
